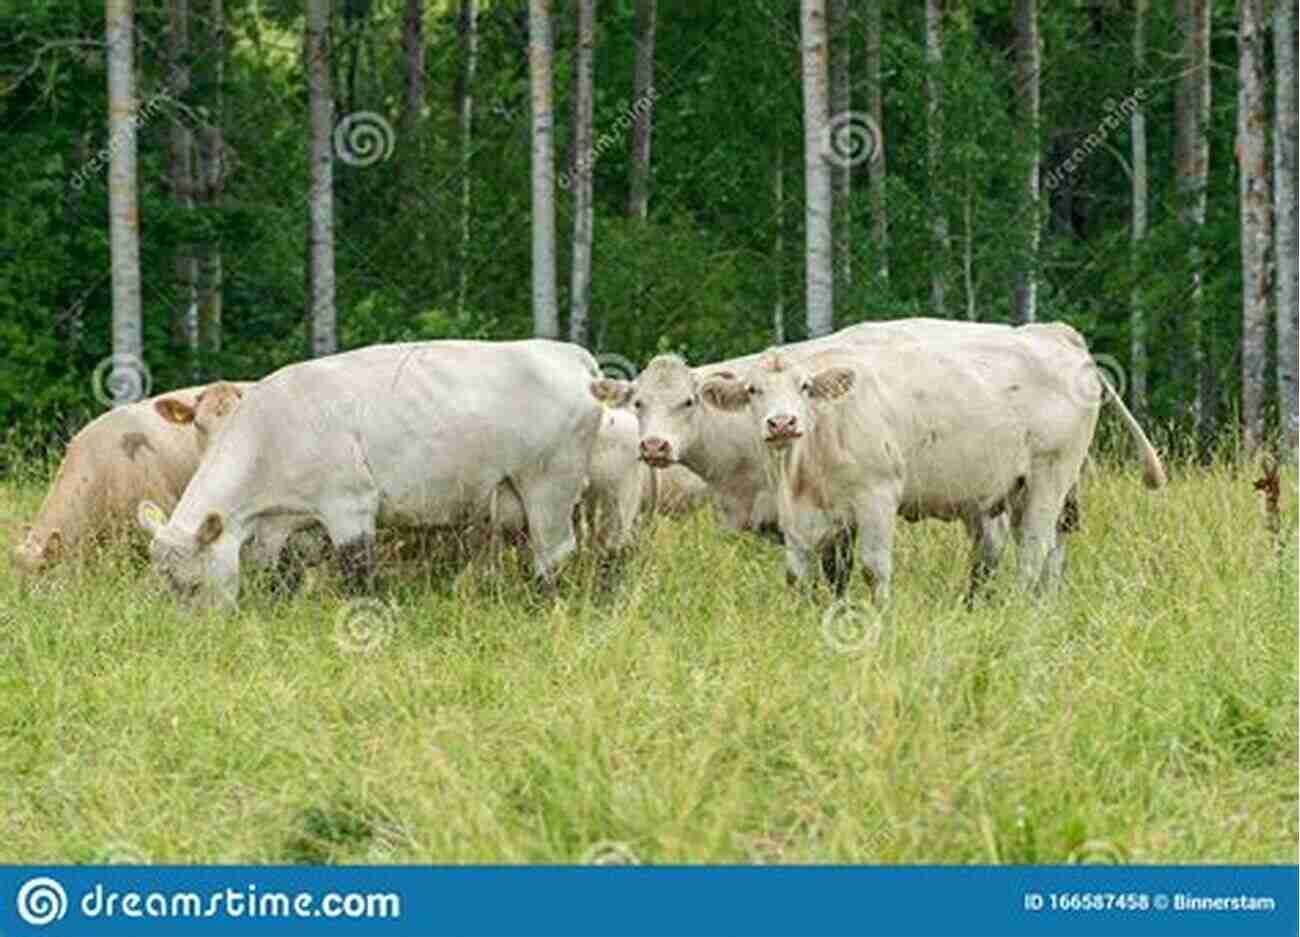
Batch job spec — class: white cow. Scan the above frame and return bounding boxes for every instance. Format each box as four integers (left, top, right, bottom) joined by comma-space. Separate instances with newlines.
701, 325, 1165, 601
137, 340, 604, 607
590, 319, 1020, 598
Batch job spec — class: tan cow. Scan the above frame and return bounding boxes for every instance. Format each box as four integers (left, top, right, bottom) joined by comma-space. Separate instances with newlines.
11, 382, 253, 574
701, 327, 1164, 602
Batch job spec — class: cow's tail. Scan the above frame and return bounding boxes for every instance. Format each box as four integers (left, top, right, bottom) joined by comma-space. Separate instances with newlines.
1101, 373, 1166, 489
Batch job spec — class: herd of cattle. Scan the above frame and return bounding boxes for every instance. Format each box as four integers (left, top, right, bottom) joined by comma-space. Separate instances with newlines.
10, 317, 1166, 609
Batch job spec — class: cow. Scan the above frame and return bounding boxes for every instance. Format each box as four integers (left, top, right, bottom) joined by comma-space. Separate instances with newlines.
136, 340, 604, 608
589, 319, 1020, 598
699, 325, 1165, 602
152, 381, 247, 453
10, 382, 254, 575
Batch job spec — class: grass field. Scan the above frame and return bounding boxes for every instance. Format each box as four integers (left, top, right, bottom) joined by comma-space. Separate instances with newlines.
0, 458, 1295, 864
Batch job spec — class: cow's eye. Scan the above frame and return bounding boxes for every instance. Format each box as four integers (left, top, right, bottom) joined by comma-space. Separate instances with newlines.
800, 381, 812, 394
633, 399, 643, 409
746, 385, 759, 397
682, 397, 695, 409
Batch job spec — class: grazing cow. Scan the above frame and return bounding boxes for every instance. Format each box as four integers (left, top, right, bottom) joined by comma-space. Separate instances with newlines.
137, 340, 603, 608
589, 318, 1018, 597
701, 328, 1164, 602
11, 382, 253, 575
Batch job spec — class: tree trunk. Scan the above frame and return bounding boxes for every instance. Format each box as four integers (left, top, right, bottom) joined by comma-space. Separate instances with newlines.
925, 0, 947, 316
627, 0, 656, 220
106, 0, 143, 406
1276, 0, 1299, 459
864, 0, 888, 283
830, 0, 851, 299
801, 0, 833, 338
1175, 0, 1213, 449
456, 0, 478, 319
168, 0, 198, 375
1238, 0, 1271, 454
569, 0, 595, 346
773, 146, 785, 344
1012, 0, 1039, 324
307, 0, 337, 357
197, 0, 224, 373
1129, 0, 1148, 419
401, 0, 424, 142
528, 0, 559, 338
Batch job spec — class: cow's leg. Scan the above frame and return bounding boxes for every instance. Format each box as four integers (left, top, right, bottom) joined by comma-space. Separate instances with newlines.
853, 494, 898, 606
1015, 467, 1072, 593
784, 540, 814, 588
962, 509, 1009, 607
819, 527, 856, 597
247, 517, 307, 599
515, 472, 585, 581
322, 498, 380, 594
1042, 485, 1080, 591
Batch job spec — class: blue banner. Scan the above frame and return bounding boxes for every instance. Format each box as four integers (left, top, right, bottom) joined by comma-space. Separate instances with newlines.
0, 865, 1294, 936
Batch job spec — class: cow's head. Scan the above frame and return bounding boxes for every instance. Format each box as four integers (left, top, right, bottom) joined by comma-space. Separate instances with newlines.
10, 527, 61, 575
703, 351, 857, 450
154, 382, 245, 454
590, 355, 734, 468
137, 500, 238, 607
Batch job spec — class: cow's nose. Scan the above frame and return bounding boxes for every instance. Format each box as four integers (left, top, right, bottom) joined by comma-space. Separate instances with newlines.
766, 414, 798, 436
639, 437, 672, 462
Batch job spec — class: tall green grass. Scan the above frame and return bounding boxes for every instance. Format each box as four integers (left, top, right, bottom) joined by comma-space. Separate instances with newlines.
0, 460, 1294, 863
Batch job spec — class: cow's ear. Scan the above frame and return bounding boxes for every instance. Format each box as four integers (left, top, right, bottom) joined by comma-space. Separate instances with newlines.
700, 378, 748, 412
809, 366, 856, 401
155, 397, 196, 424
197, 512, 224, 546
589, 378, 633, 407
209, 383, 244, 418
137, 500, 168, 535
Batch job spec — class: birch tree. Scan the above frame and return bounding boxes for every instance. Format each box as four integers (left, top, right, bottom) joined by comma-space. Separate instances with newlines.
1276, 0, 1299, 458
1237, 0, 1271, 453
801, 0, 833, 338
106, 0, 143, 406
529, 0, 558, 339
1129, 0, 1148, 416
830, 0, 851, 296
925, 0, 947, 316
773, 147, 785, 344
456, 0, 477, 318
1012, 0, 1039, 324
864, 0, 888, 283
569, 0, 595, 346
627, 0, 656, 220
306, 0, 336, 357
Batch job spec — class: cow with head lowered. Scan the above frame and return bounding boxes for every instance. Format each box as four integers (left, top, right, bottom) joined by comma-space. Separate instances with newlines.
137, 340, 604, 608
699, 324, 1165, 602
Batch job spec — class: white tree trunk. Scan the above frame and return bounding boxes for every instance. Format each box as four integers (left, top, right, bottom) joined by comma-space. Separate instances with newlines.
307, 0, 337, 357
801, 0, 833, 338
830, 0, 851, 296
168, 0, 198, 373
457, 0, 478, 318
627, 0, 656, 220
1276, 0, 1299, 458
569, 0, 595, 346
865, 0, 888, 283
1013, 0, 1039, 324
107, 0, 142, 406
925, 0, 947, 316
1129, 0, 1148, 418
1238, 0, 1271, 454
773, 146, 785, 344
529, 0, 558, 339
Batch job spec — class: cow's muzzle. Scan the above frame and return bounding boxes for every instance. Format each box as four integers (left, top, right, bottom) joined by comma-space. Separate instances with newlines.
639, 437, 675, 467
764, 415, 802, 444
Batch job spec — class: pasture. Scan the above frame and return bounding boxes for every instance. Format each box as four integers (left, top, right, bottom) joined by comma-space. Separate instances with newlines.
0, 457, 1295, 864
